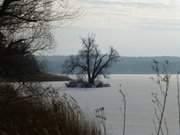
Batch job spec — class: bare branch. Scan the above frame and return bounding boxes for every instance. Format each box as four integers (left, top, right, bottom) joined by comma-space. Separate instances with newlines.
63, 34, 119, 85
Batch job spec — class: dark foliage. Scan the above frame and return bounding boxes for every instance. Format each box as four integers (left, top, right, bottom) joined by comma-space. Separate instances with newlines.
0, 0, 78, 80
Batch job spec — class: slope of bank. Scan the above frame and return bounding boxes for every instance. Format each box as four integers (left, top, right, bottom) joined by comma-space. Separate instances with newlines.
0, 72, 71, 82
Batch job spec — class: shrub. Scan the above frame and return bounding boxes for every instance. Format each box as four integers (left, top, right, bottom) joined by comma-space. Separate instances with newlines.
66, 79, 110, 88
0, 83, 102, 135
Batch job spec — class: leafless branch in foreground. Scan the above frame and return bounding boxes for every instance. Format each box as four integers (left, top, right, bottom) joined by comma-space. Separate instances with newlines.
119, 87, 127, 135
152, 60, 170, 135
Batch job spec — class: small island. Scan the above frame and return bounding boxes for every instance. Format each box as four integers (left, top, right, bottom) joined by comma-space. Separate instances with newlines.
63, 35, 119, 88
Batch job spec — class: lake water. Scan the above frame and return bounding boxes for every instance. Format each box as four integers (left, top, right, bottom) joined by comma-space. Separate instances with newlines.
51, 75, 180, 135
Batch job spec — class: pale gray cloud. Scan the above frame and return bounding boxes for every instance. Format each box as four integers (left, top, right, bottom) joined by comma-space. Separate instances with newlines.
52, 0, 180, 56
80, 0, 179, 7
73, 0, 180, 30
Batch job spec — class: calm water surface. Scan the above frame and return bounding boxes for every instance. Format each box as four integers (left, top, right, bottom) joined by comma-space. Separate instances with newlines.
51, 75, 179, 135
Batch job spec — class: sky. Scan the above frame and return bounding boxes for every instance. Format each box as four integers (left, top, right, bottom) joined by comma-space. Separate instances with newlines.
52, 0, 180, 56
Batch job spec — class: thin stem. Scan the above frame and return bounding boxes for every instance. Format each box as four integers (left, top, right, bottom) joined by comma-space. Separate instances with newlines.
177, 72, 180, 133
157, 77, 169, 135
119, 89, 127, 135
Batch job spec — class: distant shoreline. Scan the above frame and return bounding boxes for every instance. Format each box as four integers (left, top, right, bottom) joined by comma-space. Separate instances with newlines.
38, 55, 180, 74
0, 73, 72, 82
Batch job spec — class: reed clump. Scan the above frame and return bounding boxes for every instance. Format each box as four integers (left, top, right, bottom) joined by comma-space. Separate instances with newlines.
0, 83, 102, 135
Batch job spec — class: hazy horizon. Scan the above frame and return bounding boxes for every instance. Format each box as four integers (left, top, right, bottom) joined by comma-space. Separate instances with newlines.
51, 0, 180, 57
42, 54, 180, 57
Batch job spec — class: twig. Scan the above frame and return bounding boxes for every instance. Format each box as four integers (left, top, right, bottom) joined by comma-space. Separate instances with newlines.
177, 72, 180, 133
119, 89, 127, 135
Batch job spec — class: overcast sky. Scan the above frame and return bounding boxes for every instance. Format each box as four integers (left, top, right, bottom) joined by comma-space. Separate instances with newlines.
52, 0, 180, 56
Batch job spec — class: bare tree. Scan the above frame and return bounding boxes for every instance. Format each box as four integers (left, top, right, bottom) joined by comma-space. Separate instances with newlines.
63, 35, 119, 85
0, 0, 79, 80
0, 0, 78, 50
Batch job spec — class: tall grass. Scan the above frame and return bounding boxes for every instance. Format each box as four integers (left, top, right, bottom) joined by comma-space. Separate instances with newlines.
0, 83, 102, 135
151, 60, 170, 135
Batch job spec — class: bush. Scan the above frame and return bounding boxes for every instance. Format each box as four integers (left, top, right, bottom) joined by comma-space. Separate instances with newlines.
66, 80, 110, 88
0, 83, 103, 135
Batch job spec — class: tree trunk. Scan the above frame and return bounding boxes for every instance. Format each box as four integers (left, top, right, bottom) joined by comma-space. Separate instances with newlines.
88, 77, 95, 85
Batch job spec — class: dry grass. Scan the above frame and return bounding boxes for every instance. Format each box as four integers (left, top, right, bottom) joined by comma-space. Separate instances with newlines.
0, 83, 102, 135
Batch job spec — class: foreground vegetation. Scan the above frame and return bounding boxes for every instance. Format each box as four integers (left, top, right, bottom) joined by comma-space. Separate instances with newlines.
0, 83, 103, 135
0, 0, 105, 135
